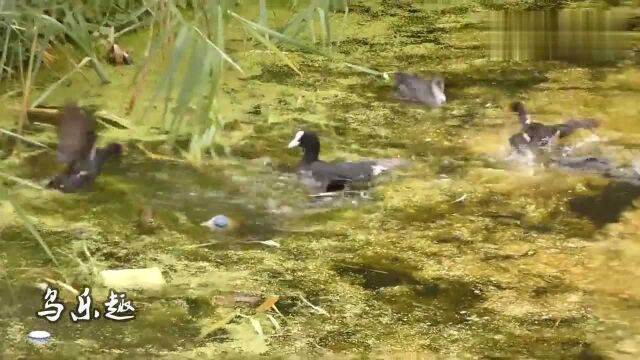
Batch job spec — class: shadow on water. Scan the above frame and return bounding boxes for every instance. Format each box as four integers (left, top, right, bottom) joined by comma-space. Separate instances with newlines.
334, 263, 485, 324
568, 181, 640, 228
488, 7, 639, 65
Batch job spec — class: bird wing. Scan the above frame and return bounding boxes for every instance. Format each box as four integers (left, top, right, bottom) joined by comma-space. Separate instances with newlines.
509, 132, 530, 151
524, 123, 559, 146
57, 105, 97, 164
555, 119, 599, 138
309, 161, 378, 183
394, 73, 425, 101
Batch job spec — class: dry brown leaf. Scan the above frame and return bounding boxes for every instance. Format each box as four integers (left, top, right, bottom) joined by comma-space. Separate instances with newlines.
256, 295, 280, 313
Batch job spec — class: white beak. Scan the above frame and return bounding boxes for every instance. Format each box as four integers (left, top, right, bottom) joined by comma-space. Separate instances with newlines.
287, 130, 304, 149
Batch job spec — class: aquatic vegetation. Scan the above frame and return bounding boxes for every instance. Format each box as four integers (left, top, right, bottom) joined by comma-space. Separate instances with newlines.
0, 0, 350, 163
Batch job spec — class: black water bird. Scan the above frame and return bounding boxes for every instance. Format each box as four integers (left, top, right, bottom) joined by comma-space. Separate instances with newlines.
287, 130, 408, 193
508, 101, 599, 153
394, 72, 446, 108
46, 103, 125, 193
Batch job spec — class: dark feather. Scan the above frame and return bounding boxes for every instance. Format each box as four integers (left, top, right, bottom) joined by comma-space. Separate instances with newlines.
509, 101, 529, 125
57, 103, 97, 165
508, 101, 599, 153
394, 72, 446, 107
47, 143, 124, 193
289, 130, 409, 193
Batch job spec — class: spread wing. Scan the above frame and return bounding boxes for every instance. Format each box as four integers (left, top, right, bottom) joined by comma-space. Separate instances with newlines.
57, 104, 97, 164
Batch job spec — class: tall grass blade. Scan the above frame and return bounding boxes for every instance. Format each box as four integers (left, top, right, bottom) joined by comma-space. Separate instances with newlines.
258, 0, 268, 40
168, 34, 209, 140
307, 19, 316, 44
0, 171, 46, 190
0, 24, 11, 82
240, 22, 302, 76
215, 3, 225, 76
343, 62, 387, 77
316, 8, 329, 47
0, 186, 59, 266
191, 24, 244, 75
19, 24, 39, 135
279, 3, 315, 40
61, 7, 110, 84
31, 57, 92, 109
229, 11, 328, 57
0, 128, 50, 149
137, 24, 188, 129
338, 1, 349, 44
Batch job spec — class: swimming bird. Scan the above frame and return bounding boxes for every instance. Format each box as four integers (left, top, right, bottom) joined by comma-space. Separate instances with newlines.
287, 130, 408, 193
394, 72, 446, 108
46, 103, 125, 193
508, 101, 599, 153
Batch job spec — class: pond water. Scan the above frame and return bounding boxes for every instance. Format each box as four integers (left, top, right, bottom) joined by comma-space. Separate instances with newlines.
1, 0, 640, 358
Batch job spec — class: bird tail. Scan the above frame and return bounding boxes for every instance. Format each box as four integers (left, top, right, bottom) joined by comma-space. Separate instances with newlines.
94, 143, 125, 170
556, 119, 599, 138
373, 159, 411, 174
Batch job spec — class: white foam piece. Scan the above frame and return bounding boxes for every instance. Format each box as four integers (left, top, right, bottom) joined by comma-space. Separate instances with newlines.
28, 330, 51, 344
28, 330, 51, 340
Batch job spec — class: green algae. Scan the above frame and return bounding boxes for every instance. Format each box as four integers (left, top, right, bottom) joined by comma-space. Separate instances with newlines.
1, 0, 640, 358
